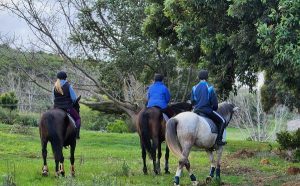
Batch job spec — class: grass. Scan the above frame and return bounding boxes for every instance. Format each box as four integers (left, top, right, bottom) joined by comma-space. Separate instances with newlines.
0, 124, 299, 186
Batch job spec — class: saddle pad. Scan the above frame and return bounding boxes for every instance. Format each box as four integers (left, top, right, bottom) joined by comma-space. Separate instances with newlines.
162, 113, 169, 122
200, 116, 218, 134
67, 113, 77, 128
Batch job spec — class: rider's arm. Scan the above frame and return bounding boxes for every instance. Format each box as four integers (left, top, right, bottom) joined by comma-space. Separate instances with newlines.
69, 85, 77, 103
209, 87, 218, 111
165, 87, 171, 104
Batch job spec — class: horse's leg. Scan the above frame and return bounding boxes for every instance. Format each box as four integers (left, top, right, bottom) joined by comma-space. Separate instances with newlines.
70, 142, 76, 177
59, 151, 65, 177
174, 143, 193, 186
141, 141, 148, 175
156, 141, 162, 174
164, 145, 170, 174
151, 138, 158, 174
216, 146, 224, 180
205, 150, 216, 183
41, 140, 49, 176
52, 142, 64, 177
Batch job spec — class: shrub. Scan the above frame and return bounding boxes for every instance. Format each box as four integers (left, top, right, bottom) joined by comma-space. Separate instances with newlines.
106, 119, 128, 133
0, 92, 18, 111
0, 107, 18, 125
15, 113, 39, 127
80, 104, 125, 131
276, 129, 300, 162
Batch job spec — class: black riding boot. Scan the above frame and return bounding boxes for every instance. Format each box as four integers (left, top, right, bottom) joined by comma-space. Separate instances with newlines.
216, 122, 226, 146
76, 128, 80, 139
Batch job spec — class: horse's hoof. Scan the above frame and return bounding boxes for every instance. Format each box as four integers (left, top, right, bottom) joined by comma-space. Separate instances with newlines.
191, 181, 198, 186
71, 171, 75, 177
154, 170, 159, 175
55, 172, 60, 177
42, 170, 48, 177
173, 183, 180, 186
206, 176, 212, 184
165, 170, 170, 174
61, 171, 65, 177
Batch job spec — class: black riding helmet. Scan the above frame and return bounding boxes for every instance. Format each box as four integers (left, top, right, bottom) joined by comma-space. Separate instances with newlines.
154, 73, 164, 82
57, 71, 67, 80
198, 70, 208, 80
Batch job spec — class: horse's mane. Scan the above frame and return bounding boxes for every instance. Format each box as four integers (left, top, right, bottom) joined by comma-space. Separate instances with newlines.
217, 102, 235, 116
170, 102, 193, 114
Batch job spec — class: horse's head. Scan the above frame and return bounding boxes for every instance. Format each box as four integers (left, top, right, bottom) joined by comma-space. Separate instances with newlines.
217, 102, 238, 125
170, 102, 193, 115
73, 95, 81, 113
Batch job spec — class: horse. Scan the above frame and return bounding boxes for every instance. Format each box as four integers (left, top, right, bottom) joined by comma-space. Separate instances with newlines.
39, 95, 81, 177
136, 102, 192, 175
166, 102, 238, 185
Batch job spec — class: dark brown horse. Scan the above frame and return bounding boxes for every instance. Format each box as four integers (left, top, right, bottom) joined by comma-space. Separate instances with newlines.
39, 96, 81, 177
136, 102, 192, 175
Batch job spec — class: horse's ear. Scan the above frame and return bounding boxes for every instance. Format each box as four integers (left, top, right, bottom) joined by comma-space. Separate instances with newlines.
76, 95, 81, 102
233, 107, 239, 112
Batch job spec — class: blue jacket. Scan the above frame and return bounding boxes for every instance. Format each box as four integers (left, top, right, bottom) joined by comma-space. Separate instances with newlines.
147, 81, 170, 109
191, 81, 218, 114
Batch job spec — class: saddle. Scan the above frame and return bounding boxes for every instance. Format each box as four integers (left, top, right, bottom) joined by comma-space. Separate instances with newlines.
196, 113, 218, 134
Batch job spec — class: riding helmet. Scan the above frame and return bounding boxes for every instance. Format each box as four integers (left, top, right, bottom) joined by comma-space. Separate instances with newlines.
154, 73, 164, 82
198, 70, 208, 80
57, 71, 67, 80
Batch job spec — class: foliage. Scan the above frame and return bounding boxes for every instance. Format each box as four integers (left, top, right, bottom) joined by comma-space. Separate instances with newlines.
80, 104, 123, 131
15, 113, 39, 127
276, 129, 300, 150
106, 119, 129, 133
0, 107, 18, 125
0, 92, 18, 111
276, 129, 300, 162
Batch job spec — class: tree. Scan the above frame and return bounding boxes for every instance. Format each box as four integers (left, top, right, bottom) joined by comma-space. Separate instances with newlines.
0, 0, 184, 122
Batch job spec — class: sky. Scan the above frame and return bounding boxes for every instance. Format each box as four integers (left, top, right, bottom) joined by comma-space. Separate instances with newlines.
0, 8, 34, 43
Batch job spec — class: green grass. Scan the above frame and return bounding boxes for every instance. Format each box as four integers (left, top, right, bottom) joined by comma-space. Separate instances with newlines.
0, 124, 299, 186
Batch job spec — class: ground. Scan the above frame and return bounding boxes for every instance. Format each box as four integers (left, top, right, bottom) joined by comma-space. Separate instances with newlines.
0, 124, 299, 186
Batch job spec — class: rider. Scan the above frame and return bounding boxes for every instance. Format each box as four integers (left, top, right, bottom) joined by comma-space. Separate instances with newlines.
191, 70, 226, 146
146, 73, 174, 120
53, 71, 81, 139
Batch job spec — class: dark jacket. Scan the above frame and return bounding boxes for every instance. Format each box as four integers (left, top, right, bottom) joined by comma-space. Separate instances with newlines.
191, 81, 218, 114
54, 82, 73, 109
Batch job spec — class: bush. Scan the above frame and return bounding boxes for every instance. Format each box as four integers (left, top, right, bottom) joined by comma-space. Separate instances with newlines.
16, 113, 39, 127
276, 129, 300, 162
106, 119, 128, 133
0, 92, 18, 111
0, 107, 18, 125
80, 104, 125, 131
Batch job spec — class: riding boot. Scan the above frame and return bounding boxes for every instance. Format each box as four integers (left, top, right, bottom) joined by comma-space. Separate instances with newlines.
216, 122, 226, 146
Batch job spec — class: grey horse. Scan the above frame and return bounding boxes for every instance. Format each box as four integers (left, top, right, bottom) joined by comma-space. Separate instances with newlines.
166, 102, 238, 186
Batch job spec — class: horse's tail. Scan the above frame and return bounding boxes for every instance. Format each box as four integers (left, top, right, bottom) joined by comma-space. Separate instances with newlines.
140, 111, 152, 158
166, 118, 184, 159
45, 113, 62, 159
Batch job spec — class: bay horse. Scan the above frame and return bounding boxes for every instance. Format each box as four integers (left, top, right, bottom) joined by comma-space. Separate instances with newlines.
39, 96, 81, 177
136, 102, 192, 175
166, 102, 238, 185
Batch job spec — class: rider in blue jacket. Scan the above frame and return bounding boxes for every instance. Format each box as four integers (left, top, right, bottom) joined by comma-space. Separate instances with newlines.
191, 70, 226, 146
147, 73, 174, 119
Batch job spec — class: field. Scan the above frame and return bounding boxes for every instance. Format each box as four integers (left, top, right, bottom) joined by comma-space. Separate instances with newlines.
0, 124, 299, 186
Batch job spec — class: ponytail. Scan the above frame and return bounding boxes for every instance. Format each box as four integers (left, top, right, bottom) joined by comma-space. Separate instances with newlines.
54, 79, 64, 95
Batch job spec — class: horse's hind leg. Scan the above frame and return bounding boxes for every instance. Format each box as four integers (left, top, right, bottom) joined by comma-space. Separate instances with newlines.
151, 138, 158, 174
164, 145, 170, 174
41, 140, 49, 176
205, 150, 216, 184
174, 143, 194, 186
216, 146, 224, 180
70, 142, 76, 177
156, 142, 162, 174
141, 142, 147, 175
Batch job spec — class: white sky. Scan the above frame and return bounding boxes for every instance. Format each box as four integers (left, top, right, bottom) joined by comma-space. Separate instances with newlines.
0, 8, 35, 42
